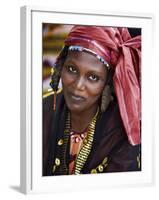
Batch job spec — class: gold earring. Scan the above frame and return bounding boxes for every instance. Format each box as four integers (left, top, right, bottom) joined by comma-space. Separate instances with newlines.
101, 85, 113, 112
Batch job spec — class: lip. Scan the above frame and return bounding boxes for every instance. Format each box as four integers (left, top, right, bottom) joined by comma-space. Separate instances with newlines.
69, 92, 86, 102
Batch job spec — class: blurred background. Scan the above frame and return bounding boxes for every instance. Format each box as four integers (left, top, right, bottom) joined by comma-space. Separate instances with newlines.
42, 24, 73, 96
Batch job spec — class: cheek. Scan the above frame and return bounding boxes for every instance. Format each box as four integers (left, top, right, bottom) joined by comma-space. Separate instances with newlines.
86, 82, 105, 99
61, 70, 75, 87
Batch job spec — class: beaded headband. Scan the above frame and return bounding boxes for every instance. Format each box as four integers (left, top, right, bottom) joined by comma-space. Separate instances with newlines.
68, 45, 110, 69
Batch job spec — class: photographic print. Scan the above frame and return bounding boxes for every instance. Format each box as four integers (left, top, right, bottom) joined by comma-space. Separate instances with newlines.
42, 24, 141, 176
20, 6, 153, 194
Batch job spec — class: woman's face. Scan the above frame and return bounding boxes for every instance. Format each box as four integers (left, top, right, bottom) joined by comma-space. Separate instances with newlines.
61, 51, 107, 113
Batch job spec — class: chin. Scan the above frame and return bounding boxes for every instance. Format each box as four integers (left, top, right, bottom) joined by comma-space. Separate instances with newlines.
67, 103, 85, 113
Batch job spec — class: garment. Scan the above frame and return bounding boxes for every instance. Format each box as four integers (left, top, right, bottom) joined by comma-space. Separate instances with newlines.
43, 92, 141, 176
64, 26, 141, 145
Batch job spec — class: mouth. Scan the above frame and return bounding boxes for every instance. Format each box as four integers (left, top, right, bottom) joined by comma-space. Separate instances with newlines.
69, 92, 86, 102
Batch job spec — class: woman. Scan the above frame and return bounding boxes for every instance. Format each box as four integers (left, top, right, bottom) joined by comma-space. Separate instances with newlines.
43, 25, 141, 176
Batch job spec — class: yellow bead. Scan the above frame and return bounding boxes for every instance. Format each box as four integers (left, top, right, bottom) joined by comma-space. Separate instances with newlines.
51, 68, 54, 75
64, 130, 69, 134
55, 158, 60, 166
58, 139, 64, 145
98, 165, 104, 172
83, 138, 88, 144
91, 169, 97, 174
102, 157, 108, 165
52, 165, 56, 173
137, 156, 140, 169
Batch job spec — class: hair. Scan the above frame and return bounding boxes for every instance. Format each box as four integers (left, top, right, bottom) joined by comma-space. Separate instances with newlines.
50, 46, 69, 92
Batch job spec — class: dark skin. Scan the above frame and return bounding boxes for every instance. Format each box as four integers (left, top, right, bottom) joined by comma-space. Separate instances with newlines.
61, 51, 108, 132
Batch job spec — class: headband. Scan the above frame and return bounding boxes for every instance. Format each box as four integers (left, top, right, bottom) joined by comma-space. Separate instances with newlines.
68, 45, 110, 69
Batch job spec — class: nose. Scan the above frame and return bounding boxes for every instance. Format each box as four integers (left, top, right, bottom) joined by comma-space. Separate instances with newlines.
75, 76, 85, 91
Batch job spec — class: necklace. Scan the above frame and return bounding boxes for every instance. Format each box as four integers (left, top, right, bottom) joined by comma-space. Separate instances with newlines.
70, 127, 88, 143
65, 108, 99, 175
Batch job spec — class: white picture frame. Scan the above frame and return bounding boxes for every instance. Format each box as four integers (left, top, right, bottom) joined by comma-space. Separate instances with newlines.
20, 5, 154, 194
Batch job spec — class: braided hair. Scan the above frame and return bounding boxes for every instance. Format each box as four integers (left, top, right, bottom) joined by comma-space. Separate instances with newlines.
50, 46, 69, 92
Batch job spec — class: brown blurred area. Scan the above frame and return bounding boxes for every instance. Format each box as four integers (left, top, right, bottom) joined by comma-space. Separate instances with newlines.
42, 24, 73, 95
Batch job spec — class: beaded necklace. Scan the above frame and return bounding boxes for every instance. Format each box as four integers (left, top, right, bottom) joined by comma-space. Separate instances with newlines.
65, 108, 99, 174
70, 127, 88, 143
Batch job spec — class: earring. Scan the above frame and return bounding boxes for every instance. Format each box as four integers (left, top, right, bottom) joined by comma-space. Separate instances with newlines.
101, 85, 113, 112
49, 66, 61, 111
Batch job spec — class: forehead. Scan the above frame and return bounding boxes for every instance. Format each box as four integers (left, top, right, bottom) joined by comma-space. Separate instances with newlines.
65, 51, 107, 73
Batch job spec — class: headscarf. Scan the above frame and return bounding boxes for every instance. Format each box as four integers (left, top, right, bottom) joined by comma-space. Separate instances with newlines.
64, 25, 141, 146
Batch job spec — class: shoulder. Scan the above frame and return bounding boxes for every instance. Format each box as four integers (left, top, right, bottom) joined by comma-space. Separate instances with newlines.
106, 142, 141, 172
43, 91, 64, 112
97, 100, 125, 136
43, 93, 54, 111
99, 101, 141, 172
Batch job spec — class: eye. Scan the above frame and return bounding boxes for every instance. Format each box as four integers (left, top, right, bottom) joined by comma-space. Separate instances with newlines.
88, 74, 99, 82
67, 65, 78, 74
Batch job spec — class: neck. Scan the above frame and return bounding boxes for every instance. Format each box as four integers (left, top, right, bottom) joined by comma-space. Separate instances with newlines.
70, 105, 98, 132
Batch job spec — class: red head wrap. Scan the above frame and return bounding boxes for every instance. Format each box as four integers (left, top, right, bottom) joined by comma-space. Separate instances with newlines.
64, 25, 141, 145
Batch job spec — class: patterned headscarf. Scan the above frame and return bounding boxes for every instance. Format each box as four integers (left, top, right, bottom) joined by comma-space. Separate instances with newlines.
63, 25, 141, 145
